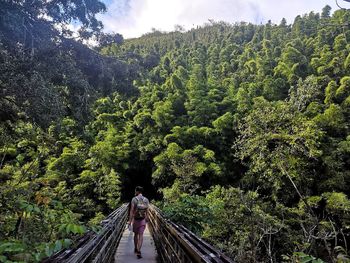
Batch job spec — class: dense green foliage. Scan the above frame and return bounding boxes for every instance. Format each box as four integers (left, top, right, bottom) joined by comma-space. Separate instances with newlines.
1, 3, 350, 262
100, 6, 350, 262
0, 0, 129, 261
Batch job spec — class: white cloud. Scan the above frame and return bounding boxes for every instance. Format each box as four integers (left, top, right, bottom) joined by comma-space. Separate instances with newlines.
99, 0, 339, 38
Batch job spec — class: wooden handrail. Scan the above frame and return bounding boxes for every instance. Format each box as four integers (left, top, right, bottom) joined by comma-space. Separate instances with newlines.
43, 203, 233, 263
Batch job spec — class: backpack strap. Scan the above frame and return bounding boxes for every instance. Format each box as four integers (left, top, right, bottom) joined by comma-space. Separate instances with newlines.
135, 195, 145, 202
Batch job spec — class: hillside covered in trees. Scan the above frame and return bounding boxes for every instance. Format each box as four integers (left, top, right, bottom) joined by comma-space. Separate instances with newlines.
1, 1, 350, 262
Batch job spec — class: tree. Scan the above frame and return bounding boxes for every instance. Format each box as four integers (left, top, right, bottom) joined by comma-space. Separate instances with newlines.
0, 0, 106, 41
321, 5, 332, 19
97, 33, 124, 48
235, 97, 323, 202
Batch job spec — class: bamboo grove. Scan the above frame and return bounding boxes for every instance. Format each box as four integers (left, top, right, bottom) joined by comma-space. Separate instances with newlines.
0, 2, 350, 262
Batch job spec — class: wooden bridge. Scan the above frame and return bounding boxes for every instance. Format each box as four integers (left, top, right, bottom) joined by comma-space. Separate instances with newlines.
43, 204, 233, 263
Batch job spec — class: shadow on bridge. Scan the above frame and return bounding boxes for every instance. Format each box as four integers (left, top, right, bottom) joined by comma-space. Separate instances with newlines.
43, 204, 233, 263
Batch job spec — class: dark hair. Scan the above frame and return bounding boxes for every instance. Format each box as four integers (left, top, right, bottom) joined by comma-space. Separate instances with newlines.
135, 186, 143, 193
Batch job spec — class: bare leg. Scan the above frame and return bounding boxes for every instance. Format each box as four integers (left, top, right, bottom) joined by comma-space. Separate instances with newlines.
137, 233, 144, 252
135, 232, 144, 258
134, 233, 139, 252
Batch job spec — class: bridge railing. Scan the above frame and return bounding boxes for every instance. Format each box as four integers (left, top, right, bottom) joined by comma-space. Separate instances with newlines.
43, 204, 128, 263
44, 203, 233, 263
148, 205, 234, 263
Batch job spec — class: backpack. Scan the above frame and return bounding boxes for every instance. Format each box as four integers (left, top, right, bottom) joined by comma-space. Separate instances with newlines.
134, 196, 148, 220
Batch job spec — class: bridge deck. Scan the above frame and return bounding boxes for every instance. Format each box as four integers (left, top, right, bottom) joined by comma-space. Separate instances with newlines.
114, 225, 158, 262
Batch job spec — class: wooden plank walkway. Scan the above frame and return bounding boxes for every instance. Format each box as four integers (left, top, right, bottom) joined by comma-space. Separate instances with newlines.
114, 225, 158, 262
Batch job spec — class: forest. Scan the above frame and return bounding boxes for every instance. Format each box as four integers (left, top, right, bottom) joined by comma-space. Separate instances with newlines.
0, 1, 350, 262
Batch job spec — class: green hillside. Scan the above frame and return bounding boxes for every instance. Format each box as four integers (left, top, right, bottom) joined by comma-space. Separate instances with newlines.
1, 2, 350, 262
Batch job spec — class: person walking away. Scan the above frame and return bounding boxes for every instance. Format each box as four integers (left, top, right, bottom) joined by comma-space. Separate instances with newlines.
128, 186, 149, 259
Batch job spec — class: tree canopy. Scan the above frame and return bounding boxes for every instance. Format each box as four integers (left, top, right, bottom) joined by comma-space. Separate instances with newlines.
1, 4, 350, 263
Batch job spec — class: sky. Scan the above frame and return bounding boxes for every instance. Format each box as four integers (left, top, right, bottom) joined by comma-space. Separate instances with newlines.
97, 0, 343, 39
